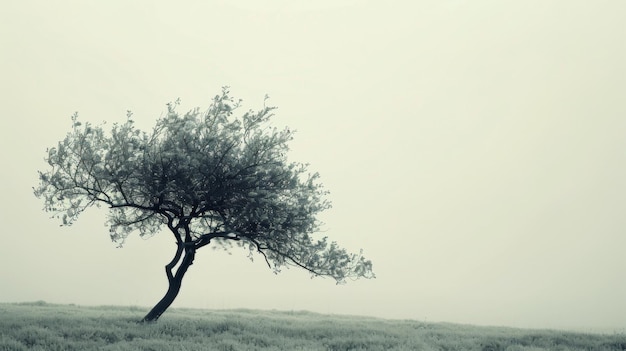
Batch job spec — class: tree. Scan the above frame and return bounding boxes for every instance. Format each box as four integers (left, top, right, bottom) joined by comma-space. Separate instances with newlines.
34, 88, 374, 322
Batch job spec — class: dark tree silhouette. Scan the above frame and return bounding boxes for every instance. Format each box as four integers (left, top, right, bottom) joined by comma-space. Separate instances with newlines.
34, 88, 374, 322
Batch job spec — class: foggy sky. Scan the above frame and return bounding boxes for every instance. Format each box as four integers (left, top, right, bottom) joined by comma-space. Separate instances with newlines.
1, 0, 625, 333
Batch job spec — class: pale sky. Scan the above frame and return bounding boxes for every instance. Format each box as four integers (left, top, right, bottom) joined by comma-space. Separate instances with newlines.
1, 0, 626, 333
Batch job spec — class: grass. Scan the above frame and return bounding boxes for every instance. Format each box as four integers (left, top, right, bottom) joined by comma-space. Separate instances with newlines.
0, 301, 624, 351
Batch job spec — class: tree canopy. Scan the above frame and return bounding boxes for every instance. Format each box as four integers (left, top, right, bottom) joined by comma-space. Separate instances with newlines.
34, 88, 374, 321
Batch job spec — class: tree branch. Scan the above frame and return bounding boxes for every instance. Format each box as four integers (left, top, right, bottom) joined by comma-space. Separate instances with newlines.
248, 237, 272, 269
165, 244, 184, 283
194, 231, 240, 249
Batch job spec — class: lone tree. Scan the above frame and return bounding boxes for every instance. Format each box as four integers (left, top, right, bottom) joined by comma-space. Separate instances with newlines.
34, 88, 374, 322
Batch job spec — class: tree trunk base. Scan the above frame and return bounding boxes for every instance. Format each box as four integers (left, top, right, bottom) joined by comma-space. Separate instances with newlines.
141, 246, 195, 322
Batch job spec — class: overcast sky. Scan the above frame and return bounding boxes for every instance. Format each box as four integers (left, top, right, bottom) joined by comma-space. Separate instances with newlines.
2, 0, 626, 333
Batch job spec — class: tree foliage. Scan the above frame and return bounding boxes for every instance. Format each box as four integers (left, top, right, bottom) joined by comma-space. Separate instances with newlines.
34, 88, 374, 284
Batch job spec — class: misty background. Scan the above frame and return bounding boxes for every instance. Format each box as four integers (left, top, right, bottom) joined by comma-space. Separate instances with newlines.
1, 1, 625, 333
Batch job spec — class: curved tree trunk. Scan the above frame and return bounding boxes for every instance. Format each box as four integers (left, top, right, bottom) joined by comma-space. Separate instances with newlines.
142, 244, 196, 322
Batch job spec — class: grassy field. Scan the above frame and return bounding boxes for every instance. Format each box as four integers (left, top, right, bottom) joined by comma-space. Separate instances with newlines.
0, 302, 624, 351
